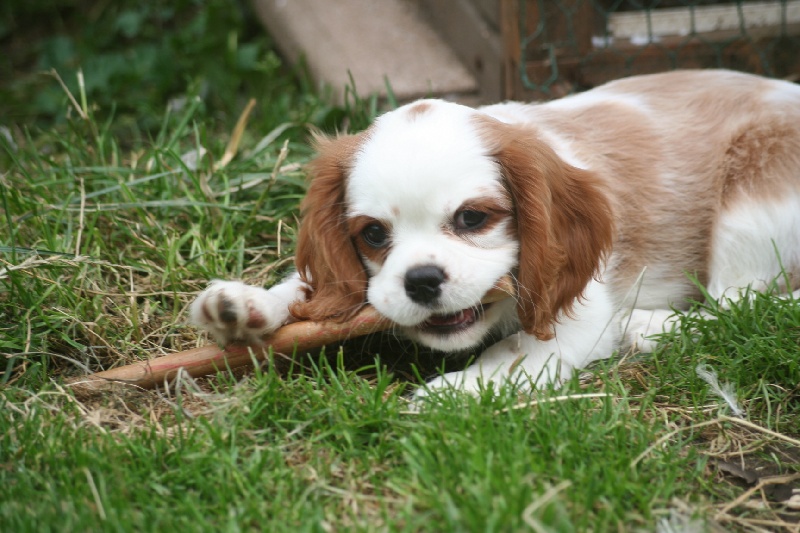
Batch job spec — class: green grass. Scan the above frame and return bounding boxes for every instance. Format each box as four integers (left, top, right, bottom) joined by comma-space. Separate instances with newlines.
2, 3, 800, 530
0, 363, 698, 532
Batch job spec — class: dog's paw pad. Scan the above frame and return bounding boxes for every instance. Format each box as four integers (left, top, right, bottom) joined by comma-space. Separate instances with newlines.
190, 281, 286, 345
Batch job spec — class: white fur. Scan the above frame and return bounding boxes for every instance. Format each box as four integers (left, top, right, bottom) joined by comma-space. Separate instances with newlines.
191, 70, 800, 398
347, 102, 519, 350
189, 274, 307, 345
419, 280, 619, 396
707, 194, 800, 300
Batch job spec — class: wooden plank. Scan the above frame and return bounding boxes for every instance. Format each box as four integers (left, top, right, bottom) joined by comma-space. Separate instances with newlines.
500, 0, 522, 100
251, 0, 477, 103
609, 0, 800, 40
419, 0, 504, 101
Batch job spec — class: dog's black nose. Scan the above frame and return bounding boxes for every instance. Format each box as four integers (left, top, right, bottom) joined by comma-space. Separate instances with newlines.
404, 265, 446, 305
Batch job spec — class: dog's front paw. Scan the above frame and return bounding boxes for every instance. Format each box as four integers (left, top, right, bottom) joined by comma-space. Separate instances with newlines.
412, 333, 573, 404
623, 309, 678, 353
189, 280, 294, 345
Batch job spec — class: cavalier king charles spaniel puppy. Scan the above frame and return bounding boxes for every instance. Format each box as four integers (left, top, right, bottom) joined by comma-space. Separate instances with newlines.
191, 70, 800, 396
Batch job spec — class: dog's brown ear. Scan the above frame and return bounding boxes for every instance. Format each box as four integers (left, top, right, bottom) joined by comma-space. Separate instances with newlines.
290, 132, 369, 322
477, 118, 614, 340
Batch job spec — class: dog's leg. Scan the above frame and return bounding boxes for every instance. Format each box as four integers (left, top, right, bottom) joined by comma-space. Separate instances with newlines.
419, 280, 619, 396
189, 272, 308, 345
621, 308, 683, 353
419, 333, 565, 397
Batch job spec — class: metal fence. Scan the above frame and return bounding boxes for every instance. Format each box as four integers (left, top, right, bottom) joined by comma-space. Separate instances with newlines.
508, 0, 800, 97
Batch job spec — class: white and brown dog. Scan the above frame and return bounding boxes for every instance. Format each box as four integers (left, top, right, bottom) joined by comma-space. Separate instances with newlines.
191, 70, 800, 395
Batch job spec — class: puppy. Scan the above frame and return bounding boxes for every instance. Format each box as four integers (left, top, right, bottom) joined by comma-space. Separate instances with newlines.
190, 70, 800, 395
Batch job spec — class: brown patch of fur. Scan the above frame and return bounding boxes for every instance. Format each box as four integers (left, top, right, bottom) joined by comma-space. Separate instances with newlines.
532, 100, 717, 298
449, 196, 514, 239
290, 132, 370, 322
720, 118, 800, 203
405, 102, 432, 120
476, 116, 615, 340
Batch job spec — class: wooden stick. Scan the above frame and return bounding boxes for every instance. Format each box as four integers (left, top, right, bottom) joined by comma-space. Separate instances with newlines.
67, 277, 515, 393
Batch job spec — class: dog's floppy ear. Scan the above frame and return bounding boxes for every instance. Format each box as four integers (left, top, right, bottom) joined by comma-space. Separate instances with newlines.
290, 132, 369, 322
477, 117, 614, 340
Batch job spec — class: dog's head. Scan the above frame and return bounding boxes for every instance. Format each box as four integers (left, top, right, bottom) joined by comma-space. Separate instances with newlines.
291, 100, 613, 350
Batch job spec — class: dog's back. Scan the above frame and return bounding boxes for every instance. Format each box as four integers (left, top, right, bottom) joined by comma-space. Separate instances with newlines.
483, 70, 800, 308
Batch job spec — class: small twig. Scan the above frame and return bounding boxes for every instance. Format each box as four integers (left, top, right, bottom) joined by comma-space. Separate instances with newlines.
316, 483, 404, 504
720, 415, 800, 447
47, 69, 88, 120
240, 140, 290, 236
216, 98, 257, 170
211, 163, 302, 197
277, 219, 283, 257
714, 472, 800, 520
497, 392, 612, 414
631, 418, 726, 469
75, 176, 86, 257
632, 415, 800, 469
76, 69, 88, 118
0, 255, 132, 281
522, 481, 572, 533
83, 468, 107, 521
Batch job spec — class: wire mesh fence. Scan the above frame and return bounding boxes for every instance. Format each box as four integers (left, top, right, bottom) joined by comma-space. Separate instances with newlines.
505, 0, 800, 98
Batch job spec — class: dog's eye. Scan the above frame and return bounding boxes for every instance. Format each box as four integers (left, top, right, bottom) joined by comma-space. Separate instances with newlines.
454, 210, 488, 231
361, 223, 389, 248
